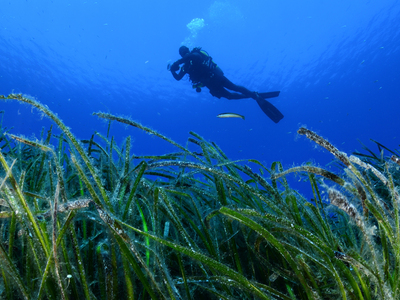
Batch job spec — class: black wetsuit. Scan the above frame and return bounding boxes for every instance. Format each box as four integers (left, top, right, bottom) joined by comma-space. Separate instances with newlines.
170, 51, 256, 100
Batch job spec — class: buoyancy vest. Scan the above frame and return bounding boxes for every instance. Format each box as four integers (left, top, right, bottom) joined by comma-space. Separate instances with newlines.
187, 47, 218, 89
191, 47, 217, 72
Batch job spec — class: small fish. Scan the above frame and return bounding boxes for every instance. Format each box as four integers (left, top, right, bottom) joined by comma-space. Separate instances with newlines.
217, 113, 245, 120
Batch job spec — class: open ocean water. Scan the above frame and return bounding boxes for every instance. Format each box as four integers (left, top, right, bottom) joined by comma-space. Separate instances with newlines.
1, 0, 399, 198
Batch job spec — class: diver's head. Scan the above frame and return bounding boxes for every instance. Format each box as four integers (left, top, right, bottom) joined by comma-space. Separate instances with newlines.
179, 46, 190, 57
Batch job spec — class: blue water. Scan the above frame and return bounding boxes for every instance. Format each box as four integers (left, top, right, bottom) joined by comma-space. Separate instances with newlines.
1, 0, 399, 197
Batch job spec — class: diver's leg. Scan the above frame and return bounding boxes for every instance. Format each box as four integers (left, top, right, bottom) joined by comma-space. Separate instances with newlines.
225, 93, 248, 100
221, 77, 258, 99
208, 87, 244, 100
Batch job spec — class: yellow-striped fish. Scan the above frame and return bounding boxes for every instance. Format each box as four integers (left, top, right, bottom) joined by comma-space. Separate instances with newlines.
216, 113, 245, 120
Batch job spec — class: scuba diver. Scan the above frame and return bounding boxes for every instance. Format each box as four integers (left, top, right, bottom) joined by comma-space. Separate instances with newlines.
168, 45, 284, 123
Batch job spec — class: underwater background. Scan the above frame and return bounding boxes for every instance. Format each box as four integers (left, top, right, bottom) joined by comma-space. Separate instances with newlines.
1, 0, 400, 202
1, 1, 400, 299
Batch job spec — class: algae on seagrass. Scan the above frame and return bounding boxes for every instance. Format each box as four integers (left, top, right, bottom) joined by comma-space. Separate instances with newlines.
0, 93, 399, 299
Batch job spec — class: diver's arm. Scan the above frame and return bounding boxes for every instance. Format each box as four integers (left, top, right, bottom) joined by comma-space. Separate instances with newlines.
170, 57, 191, 80
174, 54, 194, 65
171, 53, 198, 68
171, 68, 186, 81
170, 53, 199, 80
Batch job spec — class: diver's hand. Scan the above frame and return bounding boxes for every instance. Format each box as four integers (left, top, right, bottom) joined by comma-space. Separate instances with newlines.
170, 62, 179, 72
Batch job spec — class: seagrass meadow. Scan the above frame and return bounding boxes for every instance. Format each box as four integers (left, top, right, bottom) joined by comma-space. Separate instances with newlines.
0, 93, 399, 300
